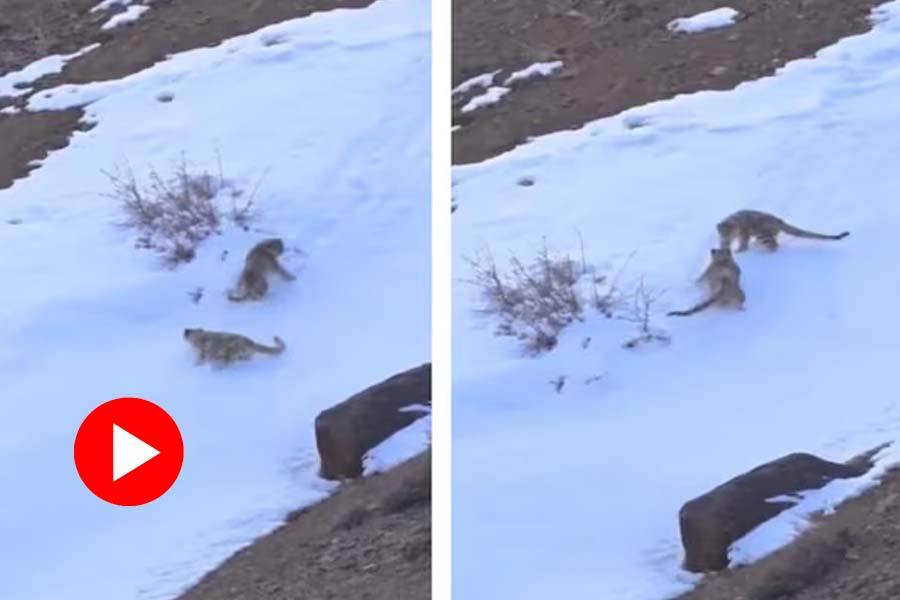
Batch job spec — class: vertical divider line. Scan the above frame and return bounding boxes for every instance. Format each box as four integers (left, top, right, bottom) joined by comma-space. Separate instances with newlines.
431, 0, 453, 598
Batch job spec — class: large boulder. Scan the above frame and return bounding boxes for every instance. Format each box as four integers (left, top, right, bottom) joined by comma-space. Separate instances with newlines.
679, 444, 889, 573
315, 363, 431, 481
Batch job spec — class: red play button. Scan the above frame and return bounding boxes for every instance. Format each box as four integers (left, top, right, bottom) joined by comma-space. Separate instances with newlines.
74, 397, 184, 506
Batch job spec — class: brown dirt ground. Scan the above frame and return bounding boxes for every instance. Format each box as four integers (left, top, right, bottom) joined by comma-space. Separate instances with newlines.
452, 0, 885, 164
0, 0, 104, 74
176, 451, 431, 600
677, 466, 900, 600
0, 0, 373, 190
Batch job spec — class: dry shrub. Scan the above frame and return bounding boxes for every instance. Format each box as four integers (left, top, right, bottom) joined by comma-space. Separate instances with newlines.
105, 155, 258, 266
467, 239, 671, 355
465, 238, 623, 354
621, 277, 671, 349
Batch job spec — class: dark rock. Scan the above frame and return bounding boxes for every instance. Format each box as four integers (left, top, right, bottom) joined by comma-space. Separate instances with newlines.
315, 363, 430, 480
679, 444, 889, 573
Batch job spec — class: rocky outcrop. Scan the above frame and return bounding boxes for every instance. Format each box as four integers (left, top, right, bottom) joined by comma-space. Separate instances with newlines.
679, 444, 889, 573
315, 363, 431, 480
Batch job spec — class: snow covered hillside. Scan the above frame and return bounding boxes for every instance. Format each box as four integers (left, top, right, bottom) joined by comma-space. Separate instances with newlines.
452, 2, 900, 599
0, 0, 429, 598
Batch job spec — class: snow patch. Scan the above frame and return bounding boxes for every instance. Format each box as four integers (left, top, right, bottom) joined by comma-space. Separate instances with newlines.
0, 44, 99, 98
101, 4, 151, 30
91, 0, 134, 11
453, 62, 563, 115
453, 70, 501, 95
91, 0, 153, 12
504, 61, 564, 85
668, 8, 740, 34
363, 408, 431, 476
461, 86, 510, 113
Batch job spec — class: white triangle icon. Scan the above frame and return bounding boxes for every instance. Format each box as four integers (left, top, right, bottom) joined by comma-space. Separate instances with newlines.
113, 424, 161, 482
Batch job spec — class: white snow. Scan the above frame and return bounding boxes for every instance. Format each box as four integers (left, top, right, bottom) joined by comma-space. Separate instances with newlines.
92, 0, 135, 12
452, 1, 900, 599
668, 7, 740, 34
0, 0, 429, 599
0, 44, 99, 98
363, 408, 431, 476
461, 86, 510, 113
503, 61, 563, 85
92, 0, 153, 12
453, 62, 562, 114
101, 4, 151, 30
0, 106, 19, 115
452, 69, 500, 95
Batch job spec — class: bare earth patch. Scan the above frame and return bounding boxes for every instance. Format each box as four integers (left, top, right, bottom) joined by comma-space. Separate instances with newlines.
0, 108, 84, 189
0, 0, 103, 75
452, 0, 884, 164
0, 0, 374, 190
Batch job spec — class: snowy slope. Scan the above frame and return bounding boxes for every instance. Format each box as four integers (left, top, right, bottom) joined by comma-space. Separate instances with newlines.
0, 0, 429, 598
452, 2, 900, 599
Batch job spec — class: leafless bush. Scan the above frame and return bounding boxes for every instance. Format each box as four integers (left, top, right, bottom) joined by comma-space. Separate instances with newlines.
621, 277, 670, 349
105, 155, 258, 266
467, 237, 674, 354
466, 238, 622, 355
588, 246, 633, 318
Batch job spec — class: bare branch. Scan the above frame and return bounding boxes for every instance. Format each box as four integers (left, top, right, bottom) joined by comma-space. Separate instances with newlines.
106, 154, 260, 267
465, 238, 622, 355
621, 277, 671, 349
